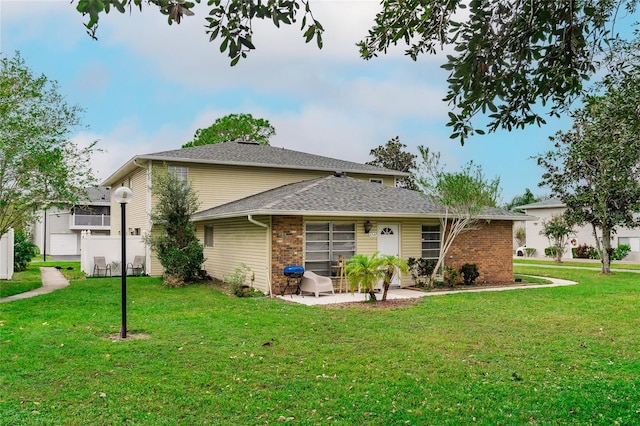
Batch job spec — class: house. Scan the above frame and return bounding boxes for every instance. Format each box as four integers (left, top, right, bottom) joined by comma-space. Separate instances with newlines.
32, 187, 111, 258
517, 198, 640, 262
101, 141, 526, 294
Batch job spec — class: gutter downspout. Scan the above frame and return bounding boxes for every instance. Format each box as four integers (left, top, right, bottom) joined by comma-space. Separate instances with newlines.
248, 215, 272, 297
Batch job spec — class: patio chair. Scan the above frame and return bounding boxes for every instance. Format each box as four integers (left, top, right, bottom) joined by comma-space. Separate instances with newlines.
126, 255, 146, 276
300, 271, 335, 298
93, 256, 111, 277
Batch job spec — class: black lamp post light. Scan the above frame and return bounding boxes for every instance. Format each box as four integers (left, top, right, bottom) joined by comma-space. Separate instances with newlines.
114, 186, 132, 339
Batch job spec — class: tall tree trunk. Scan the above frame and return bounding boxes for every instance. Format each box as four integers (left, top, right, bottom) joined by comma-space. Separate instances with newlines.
601, 226, 612, 274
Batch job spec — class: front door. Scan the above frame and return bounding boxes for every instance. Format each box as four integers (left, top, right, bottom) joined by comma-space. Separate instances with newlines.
377, 224, 400, 285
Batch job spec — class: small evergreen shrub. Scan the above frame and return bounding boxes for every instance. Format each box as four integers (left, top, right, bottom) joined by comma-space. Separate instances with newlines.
443, 266, 459, 287
544, 246, 558, 258
611, 244, 631, 261
13, 230, 38, 272
407, 257, 437, 288
460, 263, 480, 285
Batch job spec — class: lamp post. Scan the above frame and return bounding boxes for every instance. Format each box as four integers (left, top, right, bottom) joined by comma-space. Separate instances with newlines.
114, 186, 133, 339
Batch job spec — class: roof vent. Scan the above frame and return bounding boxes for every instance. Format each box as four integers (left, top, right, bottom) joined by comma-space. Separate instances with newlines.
236, 139, 260, 145
334, 171, 346, 177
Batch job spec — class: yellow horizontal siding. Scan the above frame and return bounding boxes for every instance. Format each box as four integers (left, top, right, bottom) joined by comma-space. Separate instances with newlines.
200, 216, 271, 293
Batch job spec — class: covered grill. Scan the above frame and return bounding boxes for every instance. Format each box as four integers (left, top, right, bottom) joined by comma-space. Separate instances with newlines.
282, 265, 304, 296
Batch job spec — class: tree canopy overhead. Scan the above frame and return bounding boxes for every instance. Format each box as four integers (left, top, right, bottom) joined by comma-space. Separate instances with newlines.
74, 0, 638, 143
182, 113, 275, 148
366, 136, 418, 190
0, 52, 97, 236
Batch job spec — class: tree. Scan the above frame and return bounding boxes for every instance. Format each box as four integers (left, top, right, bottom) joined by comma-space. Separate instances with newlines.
415, 146, 501, 285
537, 86, 640, 273
73, 1, 637, 142
0, 52, 97, 237
539, 215, 575, 263
147, 166, 205, 285
182, 113, 275, 148
366, 136, 418, 190
346, 252, 383, 302
505, 188, 543, 213
377, 254, 408, 302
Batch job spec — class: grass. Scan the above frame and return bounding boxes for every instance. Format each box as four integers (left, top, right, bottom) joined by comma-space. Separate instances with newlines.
0, 261, 84, 298
514, 257, 640, 270
1, 265, 640, 424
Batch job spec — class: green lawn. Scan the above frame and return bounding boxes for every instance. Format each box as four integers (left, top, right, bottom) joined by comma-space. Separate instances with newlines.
1, 266, 640, 424
0, 261, 84, 298
514, 257, 640, 271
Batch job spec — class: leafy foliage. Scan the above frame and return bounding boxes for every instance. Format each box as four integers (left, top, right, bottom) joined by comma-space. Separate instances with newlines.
415, 146, 500, 283
377, 254, 408, 301
13, 230, 38, 272
345, 252, 383, 302
73, 1, 640, 142
224, 263, 253, 297
514, 226, 526, 248
147, 167, 205, 285
538, 57, 640, 273
505, 188, 544, 213
573, 243, 599, 259
182, 113, 275, 148
539, 215, 574, 263
407, 257, 437, 288
443, 265, 459, 287
460, 263, 480, 285
0, 53, 97, 235
611, 244, 631, 261
366, 136, 418, 190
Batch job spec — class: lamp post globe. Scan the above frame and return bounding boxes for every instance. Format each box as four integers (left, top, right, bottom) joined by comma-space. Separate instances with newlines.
114, 186, 132, 338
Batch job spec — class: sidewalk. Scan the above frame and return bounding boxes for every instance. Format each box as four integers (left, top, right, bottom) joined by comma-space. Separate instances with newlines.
0, 267, 70, 303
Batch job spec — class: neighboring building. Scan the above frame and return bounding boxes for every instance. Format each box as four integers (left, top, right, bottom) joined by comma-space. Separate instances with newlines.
517, 198, 640, 262
32, 187, 111, 257
101, 141, 527, 294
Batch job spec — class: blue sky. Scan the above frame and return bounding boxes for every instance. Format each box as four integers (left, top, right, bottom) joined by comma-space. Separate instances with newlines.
1, 1, 575, 203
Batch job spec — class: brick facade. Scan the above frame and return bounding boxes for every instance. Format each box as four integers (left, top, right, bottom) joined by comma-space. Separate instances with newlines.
271, 216, 304, 295
446, 220, 513, 284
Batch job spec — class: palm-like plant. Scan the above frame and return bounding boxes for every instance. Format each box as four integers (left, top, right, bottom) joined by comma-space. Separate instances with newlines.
345, 252, 383, 301
378, 254, 408, 301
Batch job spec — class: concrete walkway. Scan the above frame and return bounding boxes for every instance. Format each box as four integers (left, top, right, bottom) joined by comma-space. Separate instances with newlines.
278, 276, 577, 306
0, 267, 70, 303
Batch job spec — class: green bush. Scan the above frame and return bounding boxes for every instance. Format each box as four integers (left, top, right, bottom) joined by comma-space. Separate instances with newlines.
443, 266, 459, 287
524, 248, 536, 257
544, 246, 558, 258
407, 257, 437, 287
13, 231, 38, 272
572, 243, 598, 259
225, 263, 254, 297
611, 244, 631, 261
460, 263, 480, 285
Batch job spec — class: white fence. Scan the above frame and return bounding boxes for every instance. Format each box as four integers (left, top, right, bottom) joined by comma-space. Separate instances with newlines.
0, 229, 14, 280
80, 231, 148, 277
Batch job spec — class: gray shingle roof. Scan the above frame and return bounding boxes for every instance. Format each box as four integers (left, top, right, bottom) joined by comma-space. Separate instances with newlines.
192, 175, 529, 221
143, 141, 406, 176
516, 198, 564, 210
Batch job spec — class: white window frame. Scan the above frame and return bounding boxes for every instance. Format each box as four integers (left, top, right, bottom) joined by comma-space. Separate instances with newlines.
304, 222, 356, 276
168, 166, 189, 183
421, 224, 441, 260
204, 225, 214, 248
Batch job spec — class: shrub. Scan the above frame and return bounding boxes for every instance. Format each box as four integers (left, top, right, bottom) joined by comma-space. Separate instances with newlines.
573, 243, 598, 259
443, 266, 459, 287
524, 248, 536, 257
611, 244, 631, 261
544, 246, 558, 258
460, 263, 479, 285
225, 263, 252, 297
13, 230, 38, 272
407, 257, 437, 288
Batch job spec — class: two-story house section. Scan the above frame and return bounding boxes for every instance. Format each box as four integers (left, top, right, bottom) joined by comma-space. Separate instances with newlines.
101, 141, 527, 294
32, 187, 111, 258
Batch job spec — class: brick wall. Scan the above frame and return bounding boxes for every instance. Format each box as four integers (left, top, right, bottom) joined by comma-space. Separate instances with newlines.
446, 220, 513, 284
271, 216, 304, 295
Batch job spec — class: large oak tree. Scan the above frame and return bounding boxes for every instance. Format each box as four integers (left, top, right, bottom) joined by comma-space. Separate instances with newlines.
0, 53, 97, 236
73, 0, 638, 143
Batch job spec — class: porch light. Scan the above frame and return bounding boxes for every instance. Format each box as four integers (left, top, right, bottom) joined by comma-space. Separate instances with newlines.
364, 220, 372, 234
114, 186, 133, 339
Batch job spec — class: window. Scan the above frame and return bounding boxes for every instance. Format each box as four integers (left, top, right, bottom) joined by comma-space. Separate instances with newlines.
305, 222, 355, 276
204, 225, 214, 248
168, 166, 188, 183
618, 237, 640, 252
369, 178, 383, 184
421, 224, 441, 260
